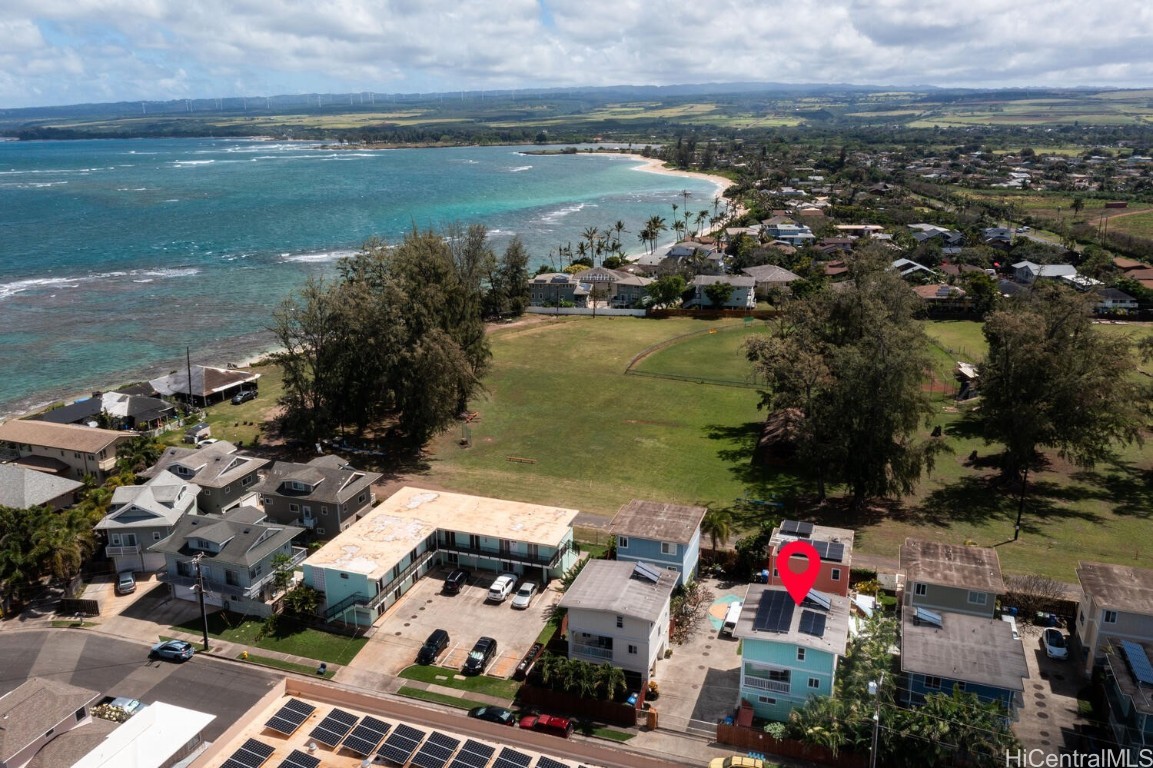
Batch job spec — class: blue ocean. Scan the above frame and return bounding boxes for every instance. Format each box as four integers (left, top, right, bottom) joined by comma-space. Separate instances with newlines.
0, 138, 720, 417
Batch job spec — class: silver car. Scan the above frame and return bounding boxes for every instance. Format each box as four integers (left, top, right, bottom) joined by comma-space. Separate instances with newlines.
511, 582, 538, 609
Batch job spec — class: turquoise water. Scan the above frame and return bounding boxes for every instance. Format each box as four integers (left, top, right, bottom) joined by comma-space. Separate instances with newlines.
0, 138, 720, 417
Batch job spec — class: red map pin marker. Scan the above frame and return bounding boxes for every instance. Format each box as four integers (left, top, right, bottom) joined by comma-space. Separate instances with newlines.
778, 540, 820, 605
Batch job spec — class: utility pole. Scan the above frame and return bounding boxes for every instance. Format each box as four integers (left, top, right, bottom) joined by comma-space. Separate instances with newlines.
192, 553, 210, 651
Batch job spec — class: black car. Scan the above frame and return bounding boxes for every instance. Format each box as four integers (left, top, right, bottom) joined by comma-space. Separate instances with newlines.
462, 636, 497, 676
467, 705, 515, 726
443, 568, 470, 595
417, 628, 450, 665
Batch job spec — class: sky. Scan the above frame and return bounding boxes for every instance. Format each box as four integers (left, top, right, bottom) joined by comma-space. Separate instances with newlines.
3, 0, 1153, 109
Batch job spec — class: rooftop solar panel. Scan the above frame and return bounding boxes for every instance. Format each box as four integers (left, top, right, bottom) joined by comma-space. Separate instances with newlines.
804, 590, 832, 611
1121, 640, 1153, 685
914, 607, 943, 628
493, 747, 533, 768
412, 731, 460, 768
780, 520, 814, 537
377, 723, 425, 766
265, 699, 315, 735
799, 609, 828, 637
278, 750, 320, 768
341, 716, 390, 756
221, 739, 275, 768
310, 708, 358, 747
632, 561, 662, 583
448, 739, 495, 768
753, 590, 794, 633
812, 540, 845, 563
536, 757, 572, 768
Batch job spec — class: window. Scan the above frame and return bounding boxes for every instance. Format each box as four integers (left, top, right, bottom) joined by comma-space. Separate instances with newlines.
924, 676, 942, 690
796, 647, 806, 662
831, 568, 841, 581
618, 536, 628, 549
358, 492, 366, 503
153, 532, 162, 541
74, 452, 81, 459
914, 583, 927, 596
340, 573, 349, 580
772, 569, 779, 578
757, 696, 776, 705
225, 570, 240, 587
767, 669, 790, 683
616, 616, 624, 628
316, 528, 325, 535
223, 485, 230, 494
1104, 610, 1118, 624
627, 644, 638, 655
967, 591, 988, 606
321, 506, 328, 516
241, 475, 253, 486
954, 682, 966, 692
808, 678, 821, 689
111, 534, 120, 546
289, 503, 299, 513
661, 541, 677, 556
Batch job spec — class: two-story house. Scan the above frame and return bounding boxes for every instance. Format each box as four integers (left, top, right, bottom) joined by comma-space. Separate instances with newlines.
766, 520, 855, 597
0, 464, 83, 511
1075, 562, 1153, 677
141, 441, 269, 516
732, 584, 851, 722
900, 538, 1004, 618
760, 220, 815, 247
0, 420, 132, 482
0, 678, 101, 768
95, 470, 200, 574
1099, 636, 1153, 760
610, 499, 707, 588
256, 456, 381, 539
149, 507, 305, 616
527, 273, 589, 308
559, 560, 677, 684
689, 275, 756, 309
900, 606, 1028, 714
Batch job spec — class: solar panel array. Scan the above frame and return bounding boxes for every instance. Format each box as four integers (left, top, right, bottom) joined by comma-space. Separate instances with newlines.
378, 722, 426, 765
493, 747, 533, 768
780, 520, 814, 537
799, 609, 828, 637
265, 698, 316, 736
221, 738, 275, 768
412, 730, 461, 768
632, 561, 662, 583
342, 716, 391, 756
309, 708, 358, 747
448, 739, 495, 768
812, 540, 845, 563
1121, 640, 1153, 685
753, 590, 795, 633
536, 757, 572, 768
278, 751, 320, 768
804, 590, 832, 611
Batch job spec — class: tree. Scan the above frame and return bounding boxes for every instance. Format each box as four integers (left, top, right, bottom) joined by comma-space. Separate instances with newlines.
979, 284, 1145, 516
281, 584, 322, 617
700, 507, 734, 555
645, 274, 687, 308
959, 270, 999, 317
115, 434, 164, 476
703, 281, 735, 308
270, 552, 295, 595
746, 249, 948, 509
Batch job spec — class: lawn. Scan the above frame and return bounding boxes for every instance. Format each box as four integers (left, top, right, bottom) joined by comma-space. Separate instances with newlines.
172, 611, 367, 665
398, 664, 522, 699
159, 362, 284, 449
630, 321, 767, 385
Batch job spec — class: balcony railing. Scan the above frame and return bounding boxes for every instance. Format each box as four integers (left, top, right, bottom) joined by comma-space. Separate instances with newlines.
436, 539, 570, 570
367, 550, 437, 611
744, 676, 791, 694
572, 644, 614, 661
105, 545, 141, 557
160, 547, 308, 601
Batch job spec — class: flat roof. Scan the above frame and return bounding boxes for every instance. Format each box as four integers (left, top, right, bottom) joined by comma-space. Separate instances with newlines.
900, 609, 1027, 692
1077, 562, 1153, 614
609, 499, 707, 544
900, 538, 1005, 593
769, 521, 855, 563
558, 560, 677, 622
71, 702, 216, 768
303, 486, 578, 581
731, 583, 851, 657
1103, 638, 1153, 716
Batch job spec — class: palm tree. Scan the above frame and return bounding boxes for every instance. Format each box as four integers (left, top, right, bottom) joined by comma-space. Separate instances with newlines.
696, 210, 709, 237
700, 507, 734, 556
646, 216, 667, 253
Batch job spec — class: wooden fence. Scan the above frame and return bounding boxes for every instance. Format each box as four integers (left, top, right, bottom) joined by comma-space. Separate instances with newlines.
715, 723, 868, 768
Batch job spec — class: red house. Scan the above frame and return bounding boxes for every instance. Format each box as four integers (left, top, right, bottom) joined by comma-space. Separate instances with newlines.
765, 520, 855, 597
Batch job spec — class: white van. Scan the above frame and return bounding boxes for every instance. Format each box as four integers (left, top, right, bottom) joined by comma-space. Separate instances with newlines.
721, 601, 743, 637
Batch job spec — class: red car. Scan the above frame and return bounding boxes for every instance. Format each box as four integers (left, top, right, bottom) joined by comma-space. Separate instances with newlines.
518, 713, 574, 738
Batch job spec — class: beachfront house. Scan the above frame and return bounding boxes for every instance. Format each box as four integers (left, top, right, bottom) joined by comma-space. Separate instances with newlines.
141, 441, 269, 516
610, 499, 707, 588
732, 584, 851, 722
303, 486, 580, 627
255, 456, 381, 540
0, 420, 133, 482
34, 391, 176, 433
148, 365, 260, 408
900, 538, 1004, 619
527, 273, 589, 308
95, 470, 200, 575
150, 507, 305, 616
559, 560, 677, 684
765, 521, 855, 597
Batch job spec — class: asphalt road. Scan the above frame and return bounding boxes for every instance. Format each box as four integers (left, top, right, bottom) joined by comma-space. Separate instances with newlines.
0, 629, 282, 742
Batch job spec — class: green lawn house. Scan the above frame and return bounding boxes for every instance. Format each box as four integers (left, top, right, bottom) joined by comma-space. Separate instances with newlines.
733, 584, 851, 722
302, 486, 580, 627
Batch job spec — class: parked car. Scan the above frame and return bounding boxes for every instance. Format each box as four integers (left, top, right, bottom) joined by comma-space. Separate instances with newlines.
709, 757, 765, 768
115, 571, 136, 595
416, 629, 450, 665
510, 582, 538, 609
150, 639, 195, 662
231, 389, 257, 404
467, 705, 515, 726
518, 713, 574, 738
196, 438, 220, 448
1042, 628, 1069, 660
486, 573, 517, 603
98, 696, 146, 717
462, 636, 497, 675
443, 568, 471, 595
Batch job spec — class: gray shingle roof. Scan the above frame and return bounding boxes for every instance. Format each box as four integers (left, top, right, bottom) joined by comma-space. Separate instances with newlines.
149, 513, 302, 568
255, 457, 380, 505
0, 678, 101, 764
0, 464, 83, 508
141, 442, 268, 490
1077, 562, 1153, 615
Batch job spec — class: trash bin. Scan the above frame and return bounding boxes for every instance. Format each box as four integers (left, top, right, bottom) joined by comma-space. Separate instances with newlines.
647, 709, 658, 730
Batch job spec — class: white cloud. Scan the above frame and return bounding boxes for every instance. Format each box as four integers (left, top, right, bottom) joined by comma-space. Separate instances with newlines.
1, 0, 1152, 108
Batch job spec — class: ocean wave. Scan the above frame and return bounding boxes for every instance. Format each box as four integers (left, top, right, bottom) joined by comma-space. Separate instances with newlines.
279, 250, 358, 264
0, 266, 200, 301
538, 202, 595, 224
171, 160, 216, 166
1, 181, 69, 189
509, 165, 532, 173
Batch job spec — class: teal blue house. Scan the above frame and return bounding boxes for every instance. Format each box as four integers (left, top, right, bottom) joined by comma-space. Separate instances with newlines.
1102, 639, 1153, 759
733, 584, 851, 722
610, 500, 707, 588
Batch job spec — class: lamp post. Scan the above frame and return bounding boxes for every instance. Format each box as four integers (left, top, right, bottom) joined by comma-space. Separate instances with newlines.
868, 673, 885, 768
192, 553, 210, 651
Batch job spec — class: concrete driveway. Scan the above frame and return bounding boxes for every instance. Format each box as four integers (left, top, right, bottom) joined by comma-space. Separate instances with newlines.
348, 568, 560, 678
1014, 622, 1087, 753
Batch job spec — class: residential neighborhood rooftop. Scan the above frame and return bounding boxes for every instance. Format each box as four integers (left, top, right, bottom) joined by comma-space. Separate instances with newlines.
609, 499, 708, 544
0, 419, 129, 454
732, 583, 851, 656
0, 678, 101, 765
1077, 562, 1153, 614
0, 463, 83, 508
900, 609, 1028, 692
558, 559, 678, 622
149, 510, 302, 568
768, 520, 855, 564
900, 538, 1005, 593
303, 486, 579, 581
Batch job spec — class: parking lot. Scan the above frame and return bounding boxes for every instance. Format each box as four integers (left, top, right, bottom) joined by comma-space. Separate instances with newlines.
349, 568, 562, 678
